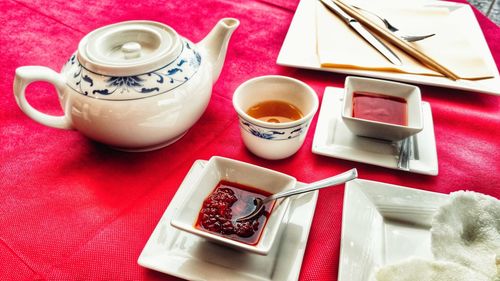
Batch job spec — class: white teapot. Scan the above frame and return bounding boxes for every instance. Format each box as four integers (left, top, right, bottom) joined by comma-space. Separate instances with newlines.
14, 18, 239, 151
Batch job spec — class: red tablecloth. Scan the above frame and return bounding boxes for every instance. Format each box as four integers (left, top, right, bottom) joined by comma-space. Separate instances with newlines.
1, 0, 499, 280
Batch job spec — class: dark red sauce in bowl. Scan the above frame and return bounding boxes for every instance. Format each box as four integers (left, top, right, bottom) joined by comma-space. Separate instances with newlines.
353, 91, 407, 126
195, 180, 275, 245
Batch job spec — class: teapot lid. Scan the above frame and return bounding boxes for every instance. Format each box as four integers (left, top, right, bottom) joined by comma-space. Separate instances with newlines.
77, 21, 182, 76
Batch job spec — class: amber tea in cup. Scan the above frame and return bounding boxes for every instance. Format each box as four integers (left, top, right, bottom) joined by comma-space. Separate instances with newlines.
232, 75, 318, 160
246, 100, 303, 123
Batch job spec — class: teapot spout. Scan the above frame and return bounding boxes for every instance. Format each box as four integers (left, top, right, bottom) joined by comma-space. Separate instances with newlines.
198, 18, 239, 83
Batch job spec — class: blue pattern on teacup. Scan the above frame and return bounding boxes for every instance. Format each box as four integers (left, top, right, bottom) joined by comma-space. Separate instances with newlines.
239, 118, 308, 140
62, 39, 201, 100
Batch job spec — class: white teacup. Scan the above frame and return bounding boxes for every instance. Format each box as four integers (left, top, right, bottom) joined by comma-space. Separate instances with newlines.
232, 75, 318, 160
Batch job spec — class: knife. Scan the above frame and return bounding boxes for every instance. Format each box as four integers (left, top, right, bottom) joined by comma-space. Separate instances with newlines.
319, 0, 402, 65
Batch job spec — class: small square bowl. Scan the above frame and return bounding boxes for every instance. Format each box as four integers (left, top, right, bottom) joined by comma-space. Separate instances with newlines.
170, 156, 296, 255
341, 76, 423, 141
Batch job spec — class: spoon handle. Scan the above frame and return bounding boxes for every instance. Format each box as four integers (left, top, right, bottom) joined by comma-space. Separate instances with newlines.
263, 168, 358, 203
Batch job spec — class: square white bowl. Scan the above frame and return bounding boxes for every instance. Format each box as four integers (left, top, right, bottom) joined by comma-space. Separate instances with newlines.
338, 179, 449, 281
170, 156, 296, 255
342, 76, 423, 141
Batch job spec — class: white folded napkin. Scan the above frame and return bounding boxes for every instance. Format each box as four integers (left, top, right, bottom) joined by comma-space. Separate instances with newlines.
431, 191, 500, 280
375, 191, 500, 281
375, 257, 490, 281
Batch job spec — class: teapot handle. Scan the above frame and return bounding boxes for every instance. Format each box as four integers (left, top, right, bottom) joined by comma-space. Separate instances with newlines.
13, 66, 73, 129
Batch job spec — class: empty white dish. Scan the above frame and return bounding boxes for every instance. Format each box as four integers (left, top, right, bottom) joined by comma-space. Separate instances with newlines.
338, 179, 449, 281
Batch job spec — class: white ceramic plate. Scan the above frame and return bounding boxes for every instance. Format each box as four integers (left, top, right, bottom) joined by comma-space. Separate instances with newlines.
138, 160, 318, 281
312, 87, 438, 175
277, 0, 500, 96
339, 179, 450, 281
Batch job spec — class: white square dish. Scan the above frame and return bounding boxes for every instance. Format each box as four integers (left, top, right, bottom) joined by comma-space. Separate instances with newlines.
138, 160, 319, 281
170, 156, 296, 255
342, 76, 423, 141
312, 87, 438, 175
339, 179, 450, 281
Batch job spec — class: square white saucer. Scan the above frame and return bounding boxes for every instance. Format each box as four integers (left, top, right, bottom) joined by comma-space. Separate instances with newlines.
312, 87, 438, 175
339, 179, 449, 281
138, 160, 319, 281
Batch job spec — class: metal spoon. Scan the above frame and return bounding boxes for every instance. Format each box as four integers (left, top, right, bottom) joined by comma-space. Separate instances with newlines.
352, 5, 435, 42
235, 168, 358, 222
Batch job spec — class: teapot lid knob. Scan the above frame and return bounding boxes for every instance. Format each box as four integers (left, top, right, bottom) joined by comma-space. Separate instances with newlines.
121, 42, 142, 59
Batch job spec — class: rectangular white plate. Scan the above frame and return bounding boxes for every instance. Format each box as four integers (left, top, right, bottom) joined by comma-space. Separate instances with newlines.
138, 160, 318, 281
339, 179, 450, 281
277, 0, 500, 96
312, 87, 438, 175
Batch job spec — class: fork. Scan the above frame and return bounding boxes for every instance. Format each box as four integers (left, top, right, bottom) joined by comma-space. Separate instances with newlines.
352, 5, 435, 42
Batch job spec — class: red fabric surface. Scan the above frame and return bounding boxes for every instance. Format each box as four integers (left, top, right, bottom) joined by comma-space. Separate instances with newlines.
1, 0, 499, 280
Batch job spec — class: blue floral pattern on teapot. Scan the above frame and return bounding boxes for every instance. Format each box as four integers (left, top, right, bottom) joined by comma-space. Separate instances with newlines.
62, 39, 201, 100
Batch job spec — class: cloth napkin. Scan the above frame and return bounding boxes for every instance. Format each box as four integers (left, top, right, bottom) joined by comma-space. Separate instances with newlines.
375, 191, 500, 281
375, 258, 490, 281
315, 0, 495, 80
431, 191, 500, 280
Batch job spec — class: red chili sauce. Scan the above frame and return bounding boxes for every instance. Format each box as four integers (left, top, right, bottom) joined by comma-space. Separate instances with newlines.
352, 91, 407, 126
195, 180, 275, 245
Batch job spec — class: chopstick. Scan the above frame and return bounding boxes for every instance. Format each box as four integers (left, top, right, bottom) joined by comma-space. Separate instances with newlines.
332, 0, 460, 80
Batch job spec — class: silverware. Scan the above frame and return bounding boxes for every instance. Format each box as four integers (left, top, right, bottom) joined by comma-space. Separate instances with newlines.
352, 5, 435, 42
235, 168, 358, 222
397, 136, 413, 171
319, 0, 402, 65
